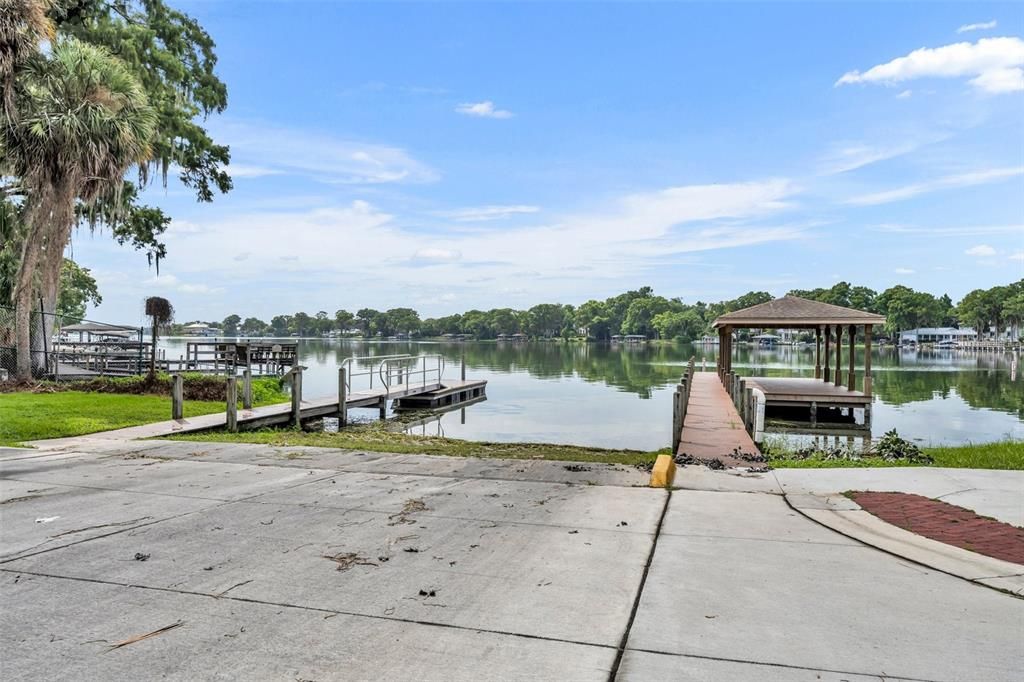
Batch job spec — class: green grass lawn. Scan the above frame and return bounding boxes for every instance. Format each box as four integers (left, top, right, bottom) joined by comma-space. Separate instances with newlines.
767, 441, 1024, 470
168, 421, 663, 466
0, 383, 289, 447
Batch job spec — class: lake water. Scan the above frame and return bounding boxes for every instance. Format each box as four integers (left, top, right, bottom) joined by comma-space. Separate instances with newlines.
160, 338, 1023, 451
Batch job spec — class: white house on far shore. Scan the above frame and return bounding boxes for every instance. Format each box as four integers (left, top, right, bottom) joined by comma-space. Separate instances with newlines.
183, 322, 217, 337
899, 327, 977, 344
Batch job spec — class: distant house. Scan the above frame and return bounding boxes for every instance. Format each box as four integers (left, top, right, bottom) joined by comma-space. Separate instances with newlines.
899, 327, 977, 345
752, 333, 780, 347
184, 322, 217, 337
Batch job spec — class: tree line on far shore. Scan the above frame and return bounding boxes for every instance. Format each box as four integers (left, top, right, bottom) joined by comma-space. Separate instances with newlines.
176, 280, 1022, 342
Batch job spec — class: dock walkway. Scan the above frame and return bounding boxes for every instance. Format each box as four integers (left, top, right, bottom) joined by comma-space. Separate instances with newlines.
75, 379, 487, 441
676, 372, 759, 463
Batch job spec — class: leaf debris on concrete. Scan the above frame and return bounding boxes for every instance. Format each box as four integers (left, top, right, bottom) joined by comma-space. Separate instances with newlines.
106, 620, 184, 651
322, 552, 378, 571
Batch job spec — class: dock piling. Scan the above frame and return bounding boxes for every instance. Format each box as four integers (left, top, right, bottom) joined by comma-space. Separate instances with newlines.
226, 376, 238, 432
242, 369, 252, 410
672, 384, 682, 453
290, 367, 303, 427
171, 374, 183, 420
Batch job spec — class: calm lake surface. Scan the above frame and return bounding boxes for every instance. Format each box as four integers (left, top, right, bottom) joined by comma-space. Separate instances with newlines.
161, 338, 1023, 450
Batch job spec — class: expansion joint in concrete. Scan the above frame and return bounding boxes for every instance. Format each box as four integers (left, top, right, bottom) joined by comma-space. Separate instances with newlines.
608, 489, 672, 680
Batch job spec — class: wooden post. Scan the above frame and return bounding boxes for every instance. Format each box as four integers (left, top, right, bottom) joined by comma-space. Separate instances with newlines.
291, 367, 303, 428
738, 379, 747, 420
743, 386, 753, 430
847, 324, 856, 391
226, 376, 238, 432
814, 327, 822, 379
834, 324, 843, 387
717, 328, 724, 378
680, 377, 688, 424
242, 369, 253, 410
725, 326, 733, 375
338, 367, 348, 426
863, 325, 873, 395
461, 353, 466, 381
171, 374, 183, 420
823, 325, 831, 382
378, 396, 386, 420
672, 385, 682, 453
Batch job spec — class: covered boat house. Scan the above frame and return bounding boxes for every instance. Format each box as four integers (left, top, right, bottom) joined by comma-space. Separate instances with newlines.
712, 295, 885, 429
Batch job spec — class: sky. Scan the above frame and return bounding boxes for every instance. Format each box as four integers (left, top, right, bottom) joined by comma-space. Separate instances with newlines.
73, 1, 1024, 323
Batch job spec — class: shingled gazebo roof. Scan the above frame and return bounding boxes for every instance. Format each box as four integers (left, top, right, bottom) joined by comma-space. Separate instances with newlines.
712, 295, 885, 328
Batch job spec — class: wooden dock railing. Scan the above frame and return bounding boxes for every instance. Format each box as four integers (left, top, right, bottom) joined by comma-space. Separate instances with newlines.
721, 367, 765, 444
671, 357, 696, 453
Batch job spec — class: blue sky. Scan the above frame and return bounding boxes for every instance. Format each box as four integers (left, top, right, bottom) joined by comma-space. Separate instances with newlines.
75, 1, 1024, 322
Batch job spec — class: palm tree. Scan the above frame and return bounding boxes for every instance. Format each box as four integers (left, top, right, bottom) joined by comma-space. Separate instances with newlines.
0, 0, 53, 118
4, 37, 155, 379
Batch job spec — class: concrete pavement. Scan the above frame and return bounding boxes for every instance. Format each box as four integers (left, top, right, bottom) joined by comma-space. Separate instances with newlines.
2, 441, 1022, 680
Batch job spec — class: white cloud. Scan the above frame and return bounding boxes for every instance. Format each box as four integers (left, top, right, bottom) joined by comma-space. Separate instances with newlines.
177, 283, 223, 295
141, 179, 804, 315
226, 163, 282, 178
142, 273, 222, 295
166, 220, 202, 235
965, 244, 997, 257
439, 205, 541, 222
970, 67, 1024, 93
413, 248, 462, 263
819, 142, 918, 175
209, 119, 438, 184
896, 89, 913, 98
836, 37, 1024, 94
144, 274, 179, 287
846, 166, 1024, 205
894, 268, 916, 274
455, 101, 514, 119
1009, 251, 1024, 262
957, 20, 997, 34
870, 223, 1024, 236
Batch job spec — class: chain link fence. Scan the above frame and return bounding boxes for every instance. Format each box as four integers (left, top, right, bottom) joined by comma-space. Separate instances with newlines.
0, 304, 145, 381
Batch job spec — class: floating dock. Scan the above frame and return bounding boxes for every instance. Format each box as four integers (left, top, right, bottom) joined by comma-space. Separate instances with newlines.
393, 380, 487, 410
77, 376, 488, 441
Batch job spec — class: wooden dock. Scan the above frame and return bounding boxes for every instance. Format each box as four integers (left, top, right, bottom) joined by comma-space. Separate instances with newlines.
744, 377, 871, 407
81, 378, 488, 441
675, 372, 759, 462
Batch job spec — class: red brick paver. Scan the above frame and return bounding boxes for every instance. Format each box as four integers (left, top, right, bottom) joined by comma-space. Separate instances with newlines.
849, 491, 1024, 566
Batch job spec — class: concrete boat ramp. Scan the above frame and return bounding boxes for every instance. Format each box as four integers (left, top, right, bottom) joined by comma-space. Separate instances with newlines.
1, 438, 1021, 681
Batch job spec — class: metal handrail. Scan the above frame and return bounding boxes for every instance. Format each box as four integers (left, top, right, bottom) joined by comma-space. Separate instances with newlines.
341, 354, 412, 391
377, 354, 445, 399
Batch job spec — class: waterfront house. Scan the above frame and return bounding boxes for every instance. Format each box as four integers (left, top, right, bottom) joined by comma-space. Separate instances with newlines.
899, 327, 977, 345
184, 322, 217, 337
752, 333, 780, 347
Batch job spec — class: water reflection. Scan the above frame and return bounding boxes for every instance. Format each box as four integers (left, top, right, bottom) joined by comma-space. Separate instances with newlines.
158, 338, 1022, 449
